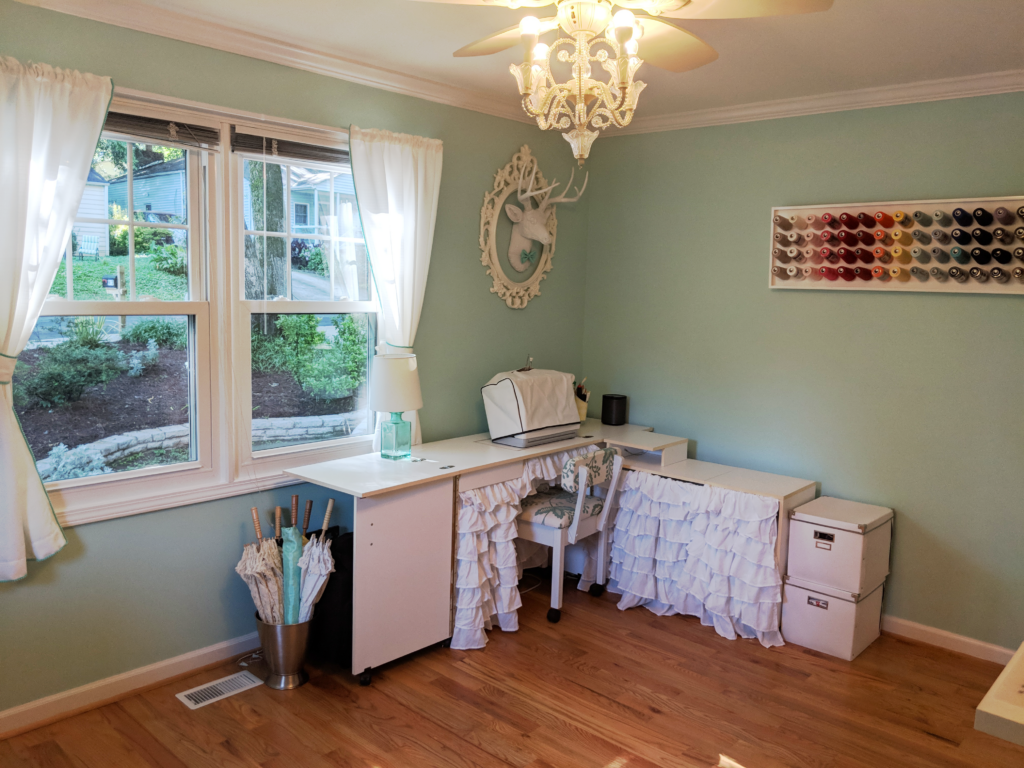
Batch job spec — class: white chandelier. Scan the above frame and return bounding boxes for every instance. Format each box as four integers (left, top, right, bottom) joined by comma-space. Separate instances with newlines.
510, 2, 645, 165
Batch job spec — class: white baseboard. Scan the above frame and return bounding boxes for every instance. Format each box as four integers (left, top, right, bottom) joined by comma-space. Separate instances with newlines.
0, 632, 259, 740
882, 615, 1015, 666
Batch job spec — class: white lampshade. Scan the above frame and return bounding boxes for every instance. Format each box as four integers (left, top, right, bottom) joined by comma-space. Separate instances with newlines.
369, 354, 423, 413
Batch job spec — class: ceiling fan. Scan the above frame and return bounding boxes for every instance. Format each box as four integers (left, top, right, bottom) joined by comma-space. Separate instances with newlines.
412, 0, 834, 163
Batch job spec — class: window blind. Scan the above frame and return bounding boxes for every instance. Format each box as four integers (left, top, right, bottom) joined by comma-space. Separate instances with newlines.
230, 127, 349, 165
104, 111, 220, 149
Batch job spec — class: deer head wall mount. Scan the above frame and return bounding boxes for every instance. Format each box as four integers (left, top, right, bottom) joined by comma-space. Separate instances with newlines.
480, 145, 588, 309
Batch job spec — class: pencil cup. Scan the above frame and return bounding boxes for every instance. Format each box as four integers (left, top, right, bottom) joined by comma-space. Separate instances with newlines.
256, 614, 311, 690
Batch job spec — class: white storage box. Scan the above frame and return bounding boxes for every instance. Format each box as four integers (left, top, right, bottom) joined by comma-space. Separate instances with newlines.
481, 368, 580, 447
782, 576, 883, 661
788, 496, 893, 595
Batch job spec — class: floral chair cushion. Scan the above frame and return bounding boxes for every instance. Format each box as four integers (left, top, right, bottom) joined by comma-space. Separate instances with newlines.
561, 447, 620, 494
518, 488, 605, 529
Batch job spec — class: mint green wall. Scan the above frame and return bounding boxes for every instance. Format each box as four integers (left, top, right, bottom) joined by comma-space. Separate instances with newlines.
582, 94, 1024, 650
0, 0, 589, 711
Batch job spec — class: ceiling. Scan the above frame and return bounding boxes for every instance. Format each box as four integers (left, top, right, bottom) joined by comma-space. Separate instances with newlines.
22, 0, 1024, 129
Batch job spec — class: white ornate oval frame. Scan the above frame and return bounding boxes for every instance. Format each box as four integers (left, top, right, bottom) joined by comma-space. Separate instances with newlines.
479, 145, 557, 309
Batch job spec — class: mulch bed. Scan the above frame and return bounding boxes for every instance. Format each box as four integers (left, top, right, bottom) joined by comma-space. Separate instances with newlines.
252, 372, 357, 419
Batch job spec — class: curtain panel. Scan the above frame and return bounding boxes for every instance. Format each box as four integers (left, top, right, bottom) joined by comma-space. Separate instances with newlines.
348, 127, 442, 446
0, 57, 112, 581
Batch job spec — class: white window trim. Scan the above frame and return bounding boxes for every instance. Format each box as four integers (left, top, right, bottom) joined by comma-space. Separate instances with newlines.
31, 90, 378, 528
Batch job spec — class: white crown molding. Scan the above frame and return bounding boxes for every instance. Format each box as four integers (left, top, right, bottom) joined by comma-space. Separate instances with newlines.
0, 632, 260, 740
15, 0, 532, 124
615, 69, 1024, 135
881, 615, 1016, 666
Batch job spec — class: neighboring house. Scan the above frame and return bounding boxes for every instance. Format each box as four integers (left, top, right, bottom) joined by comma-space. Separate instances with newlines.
108, 156, 187, 223
242, 165, 360, 237
72, 169, 110, 257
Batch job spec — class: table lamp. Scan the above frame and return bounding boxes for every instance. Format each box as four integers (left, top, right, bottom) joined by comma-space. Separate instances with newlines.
369, 353, 423, 460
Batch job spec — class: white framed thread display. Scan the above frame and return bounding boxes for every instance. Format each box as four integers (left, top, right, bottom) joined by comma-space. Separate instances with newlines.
770, 197, 1024, 295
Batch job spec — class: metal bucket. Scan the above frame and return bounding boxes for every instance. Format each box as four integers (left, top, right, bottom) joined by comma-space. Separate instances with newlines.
255, 614, 311, 690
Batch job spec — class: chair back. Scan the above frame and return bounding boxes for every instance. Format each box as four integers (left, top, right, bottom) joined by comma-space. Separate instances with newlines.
563, 447, 623, 544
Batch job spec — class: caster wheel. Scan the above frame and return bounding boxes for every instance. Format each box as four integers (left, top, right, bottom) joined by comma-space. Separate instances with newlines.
588, 583, 606, 597
441, 638, 451, 648
546, 608, 561, 623
359, 669, 372, 687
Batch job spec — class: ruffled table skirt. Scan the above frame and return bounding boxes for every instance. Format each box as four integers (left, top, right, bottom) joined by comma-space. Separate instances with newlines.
450, 446, 593, 650
609, 470, 785, 648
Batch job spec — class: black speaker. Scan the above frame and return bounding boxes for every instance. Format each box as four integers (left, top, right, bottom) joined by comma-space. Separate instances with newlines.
601, 394, 627, 426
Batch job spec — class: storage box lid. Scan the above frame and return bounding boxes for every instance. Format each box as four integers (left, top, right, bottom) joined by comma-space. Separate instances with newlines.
791, 496, 893, 534
785, 575, 884, 603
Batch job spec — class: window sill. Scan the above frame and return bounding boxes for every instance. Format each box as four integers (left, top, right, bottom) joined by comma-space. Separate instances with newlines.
49, 435, 374, 527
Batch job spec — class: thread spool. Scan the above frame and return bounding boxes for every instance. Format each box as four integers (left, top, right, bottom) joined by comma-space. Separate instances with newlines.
837, 247, 858, 264
991, 267, 1010, 284
786, 265, 802, 279
911, 229, 932, 245
821, 212, 841, 230
950, 246, 970, 264
1017, 206, 1024, 220
787, 231, 805, 245
774, 232, 789, 246
819, 266, 838, 281
854, 266, 872, 281
891, 246, 912, 264
805, 214, 826, 230
818, 229, 836, 244
771, 265, 789, 280
893, 210, 913, 228
874, 211, 895, 228
971, 228, 993, 246
1016, 227, 1024, 242
790, 249, 806, 263
891, 229, 913, 246
994, 207, 1015, 226
871, 266, 891, 281
992, 228, 1014, 245
911, 247, 930, 264
815, 247, 831, 264
972, 207, 994, 227
821, 247, 839, 264
910, 266, 929, 282
992, 248, 1012, 265
873, 247, 892, 264
971, 247, 992, 265
952, 207, 973, 226
873, 229, 893, 245
786, 247, 801, 261
788, 214, 807, 230
773, 214, 793, 231
802, 265, 819, 280
889, 266, 911, 282
856, 212, 875, 229
855, 248, 874, 264
1015, 247, 1024, 262
803, 248, 816, 262
1013, 267, 1024, 283
930, 267, 949, 282
930, 247, 950, 264
773, 247, 790, 263
912, 210, 933, 226
948, 266, 969, 283
839, 212, 861, 229
856, 230, 876, 246
950, 228, 972, 245
803, 230, 822, 247
933, 210, 953, 227
837, 266, 856, 281
931, 229, 950, 245
837, 230, 859, 247
969, 266, 990, 283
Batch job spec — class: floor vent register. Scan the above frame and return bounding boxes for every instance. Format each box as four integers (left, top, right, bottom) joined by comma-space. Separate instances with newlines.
175, 671, 262, 710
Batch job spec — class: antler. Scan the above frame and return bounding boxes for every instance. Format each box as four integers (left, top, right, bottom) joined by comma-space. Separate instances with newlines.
518, 162, 558, 209
542, 169, 588, 208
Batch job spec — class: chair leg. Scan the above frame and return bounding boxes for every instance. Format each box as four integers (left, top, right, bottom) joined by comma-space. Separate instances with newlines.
547, 534, 565, 622
588, 528, 610, 597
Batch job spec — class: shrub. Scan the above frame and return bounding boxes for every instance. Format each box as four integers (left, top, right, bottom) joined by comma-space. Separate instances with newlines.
127, 339, 159, 377
39, 443, 112, 482
21, 342, 126, 408
123, 318, 187, 349
150, 244, 188, 276
305, 245, 329, 277
132, 226, 173, 255
68, 317, 107, 349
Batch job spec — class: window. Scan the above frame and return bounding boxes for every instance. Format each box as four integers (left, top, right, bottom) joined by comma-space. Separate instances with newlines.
236, 141, 376, 458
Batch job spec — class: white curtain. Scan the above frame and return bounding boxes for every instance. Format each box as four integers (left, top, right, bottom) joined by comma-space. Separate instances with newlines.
348, 126, 442, 445
0, 58, 112, 581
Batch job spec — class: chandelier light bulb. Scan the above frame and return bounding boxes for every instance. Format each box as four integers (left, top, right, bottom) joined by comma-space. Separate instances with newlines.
612, 9, 635, 32
532, 42, 549, 62
625, 39, 639, 56
519, 15, 541, 36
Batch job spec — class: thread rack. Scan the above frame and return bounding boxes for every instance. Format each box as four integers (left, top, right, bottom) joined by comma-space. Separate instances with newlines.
770, 197, 1024, 295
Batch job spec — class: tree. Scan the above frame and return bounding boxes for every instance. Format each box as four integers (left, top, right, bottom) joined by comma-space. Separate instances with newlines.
93, 140, 183, 179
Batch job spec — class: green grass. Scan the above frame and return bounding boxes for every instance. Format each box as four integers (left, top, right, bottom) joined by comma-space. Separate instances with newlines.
52, 256, 187, 301
108, 447, 191, 473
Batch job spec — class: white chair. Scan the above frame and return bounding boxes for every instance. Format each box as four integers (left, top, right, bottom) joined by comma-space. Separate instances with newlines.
517, 447, 624, 623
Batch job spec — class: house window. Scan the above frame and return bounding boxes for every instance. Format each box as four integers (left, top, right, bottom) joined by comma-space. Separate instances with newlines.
236, 144, 375, 458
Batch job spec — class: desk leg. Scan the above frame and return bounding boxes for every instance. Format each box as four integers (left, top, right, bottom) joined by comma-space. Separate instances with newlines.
352, 479, 454, 678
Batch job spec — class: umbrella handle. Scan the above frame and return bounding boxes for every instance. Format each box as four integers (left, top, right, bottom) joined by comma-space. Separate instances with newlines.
302, 499, 313, 537
275, 506, 282, 539
322, 499, 334, 533
250, 507, 262, 540
290, 494, 299, 528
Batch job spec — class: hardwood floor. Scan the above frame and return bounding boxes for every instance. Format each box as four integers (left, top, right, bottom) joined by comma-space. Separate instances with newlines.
4, 577, 1022, 767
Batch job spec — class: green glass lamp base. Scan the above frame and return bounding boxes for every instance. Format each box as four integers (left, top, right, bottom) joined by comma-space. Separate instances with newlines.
381, 412, 412, 460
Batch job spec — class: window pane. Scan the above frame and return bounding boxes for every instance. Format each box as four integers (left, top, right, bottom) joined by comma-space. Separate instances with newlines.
250, 313, 372, 452
70, 228, 128, 301
290, 238, 331, 301
91, 139, 130, 219
132, 144, 188, 225
290, 166, 331, 236
243, 160, 285, 233
244, 234, 287, 300
135, 227, 189, 301
13, 315, 194, 481
333, 174, 362, 238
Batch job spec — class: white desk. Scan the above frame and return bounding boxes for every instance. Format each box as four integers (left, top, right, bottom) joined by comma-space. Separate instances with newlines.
286, 418, 815, 682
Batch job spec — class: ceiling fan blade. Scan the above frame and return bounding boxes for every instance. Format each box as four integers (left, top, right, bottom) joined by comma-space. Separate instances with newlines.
454, 16, 558, 57
662, 0, 833, 19
635, 17, 719, 73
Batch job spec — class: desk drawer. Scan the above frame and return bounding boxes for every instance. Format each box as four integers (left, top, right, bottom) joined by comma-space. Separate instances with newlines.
460, 461, 523, 492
